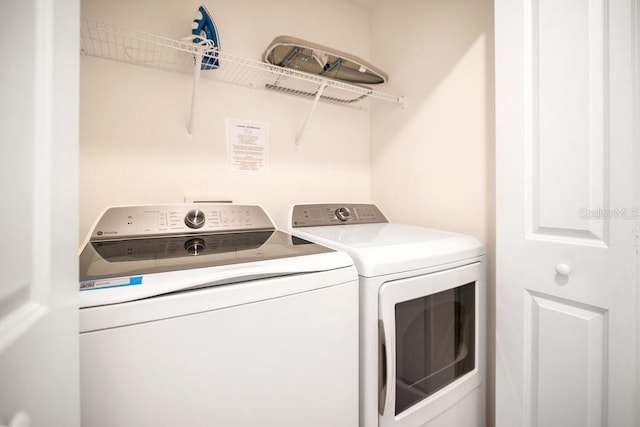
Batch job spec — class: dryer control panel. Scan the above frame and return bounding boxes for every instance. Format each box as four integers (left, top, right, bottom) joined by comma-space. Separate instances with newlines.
89, 204, 275, 241
291, 203, 388, 227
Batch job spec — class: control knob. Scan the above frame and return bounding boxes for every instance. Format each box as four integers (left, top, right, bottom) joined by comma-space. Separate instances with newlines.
335, 207, 351, 222
184, 209, 206, 229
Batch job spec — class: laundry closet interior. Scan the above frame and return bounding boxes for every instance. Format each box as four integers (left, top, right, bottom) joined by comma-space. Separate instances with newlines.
79, 0, 494, 244
79, 0, 496, 424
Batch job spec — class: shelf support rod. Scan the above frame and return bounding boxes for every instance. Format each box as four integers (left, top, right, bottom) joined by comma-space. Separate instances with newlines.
187, 52, 203, 136
295, 80, 328, 146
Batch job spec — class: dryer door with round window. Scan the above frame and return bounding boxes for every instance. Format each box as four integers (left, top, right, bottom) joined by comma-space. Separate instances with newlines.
378, 261, 484, 427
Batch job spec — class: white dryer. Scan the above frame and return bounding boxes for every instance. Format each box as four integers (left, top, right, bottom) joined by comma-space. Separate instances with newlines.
79, 203, 359, 427
289, 203, 486, 427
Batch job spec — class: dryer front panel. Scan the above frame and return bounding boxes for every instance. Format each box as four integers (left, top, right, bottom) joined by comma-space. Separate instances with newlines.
378, 262, 484, 427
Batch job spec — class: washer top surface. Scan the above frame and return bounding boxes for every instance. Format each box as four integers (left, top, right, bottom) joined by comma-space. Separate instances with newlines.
289, 203, 484, 277
79, 203, 353, 308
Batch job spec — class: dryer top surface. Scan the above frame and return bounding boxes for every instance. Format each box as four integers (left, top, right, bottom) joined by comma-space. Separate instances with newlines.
290, 223, 484, 277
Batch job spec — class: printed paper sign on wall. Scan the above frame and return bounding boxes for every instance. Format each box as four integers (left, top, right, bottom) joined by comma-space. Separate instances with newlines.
226, 119, 268, 174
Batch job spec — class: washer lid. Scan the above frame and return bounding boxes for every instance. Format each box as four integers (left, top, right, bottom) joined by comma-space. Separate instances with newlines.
79, 203, 356, 308
291, 223, 484, 277
80, 230, 338, 283
79, 231, 353, 308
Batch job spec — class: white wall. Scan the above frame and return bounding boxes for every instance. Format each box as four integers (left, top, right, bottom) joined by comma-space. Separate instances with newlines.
79, 0, 374, 239
369, 1, 495, 425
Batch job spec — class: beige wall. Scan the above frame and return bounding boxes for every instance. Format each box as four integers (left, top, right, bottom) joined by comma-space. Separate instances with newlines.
369, 1, 495, 425
79, 0, 374, 240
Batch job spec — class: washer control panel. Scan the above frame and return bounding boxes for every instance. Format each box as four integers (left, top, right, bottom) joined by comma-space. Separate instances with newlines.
291, 204, 388, 227
90, 204, 275, 240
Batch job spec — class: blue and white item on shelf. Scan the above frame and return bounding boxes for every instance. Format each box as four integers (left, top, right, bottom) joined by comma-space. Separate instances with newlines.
191, 5, 220, 70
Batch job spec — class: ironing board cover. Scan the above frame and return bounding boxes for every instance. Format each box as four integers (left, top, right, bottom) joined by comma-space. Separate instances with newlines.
263, 35, 388, 85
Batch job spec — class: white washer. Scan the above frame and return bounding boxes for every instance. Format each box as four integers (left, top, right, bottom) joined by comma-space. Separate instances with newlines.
289, 203, 486, 427
79, 203, 359, 427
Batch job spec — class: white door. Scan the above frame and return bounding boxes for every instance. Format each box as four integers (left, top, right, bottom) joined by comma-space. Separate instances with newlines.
0, 0, 80, 425
495, 0, 637, 426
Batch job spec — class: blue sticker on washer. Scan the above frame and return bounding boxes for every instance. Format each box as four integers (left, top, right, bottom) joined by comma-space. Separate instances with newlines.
80, 276, 143, 291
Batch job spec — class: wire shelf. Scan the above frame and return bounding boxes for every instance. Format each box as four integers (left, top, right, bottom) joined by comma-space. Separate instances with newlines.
80, 18, 403, 106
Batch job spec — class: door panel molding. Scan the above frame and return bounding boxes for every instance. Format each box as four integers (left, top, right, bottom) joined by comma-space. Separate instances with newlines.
523, 291, 607, 427
524, 0, 610, 247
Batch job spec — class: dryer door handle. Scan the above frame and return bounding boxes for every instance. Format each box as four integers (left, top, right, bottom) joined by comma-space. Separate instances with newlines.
378, 319, 388, 416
